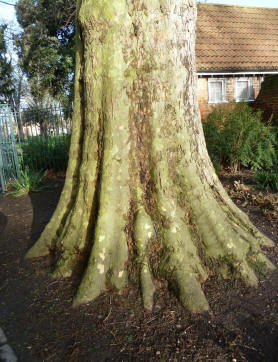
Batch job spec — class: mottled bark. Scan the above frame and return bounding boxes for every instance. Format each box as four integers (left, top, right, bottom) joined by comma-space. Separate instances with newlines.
26, 0, 275, 312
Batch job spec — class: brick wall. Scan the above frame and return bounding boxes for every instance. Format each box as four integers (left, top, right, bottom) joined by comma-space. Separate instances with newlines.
197, 76, 263, 119
253, 75, 278, 124
252, 77, 262, 99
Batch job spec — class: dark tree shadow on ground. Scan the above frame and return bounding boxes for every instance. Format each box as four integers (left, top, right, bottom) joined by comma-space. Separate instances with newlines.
27, 181, 63, 251
0, 211, 8, 237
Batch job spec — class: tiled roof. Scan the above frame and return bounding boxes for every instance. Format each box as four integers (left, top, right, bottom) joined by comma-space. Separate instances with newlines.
196, 3, 278, 72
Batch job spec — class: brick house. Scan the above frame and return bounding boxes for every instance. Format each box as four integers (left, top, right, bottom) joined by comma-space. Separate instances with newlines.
196, 3, 278, 118
253, 74, 278, 124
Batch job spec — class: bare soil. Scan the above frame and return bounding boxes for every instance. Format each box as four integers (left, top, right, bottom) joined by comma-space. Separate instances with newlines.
0, 172, 278, 361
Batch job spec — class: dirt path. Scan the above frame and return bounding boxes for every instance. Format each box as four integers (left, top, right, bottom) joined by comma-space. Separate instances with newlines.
0, 176, 278, 361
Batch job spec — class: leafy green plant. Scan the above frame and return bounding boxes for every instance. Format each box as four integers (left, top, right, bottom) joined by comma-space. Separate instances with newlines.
255, 170, 278, 192
203, 103, 277, 172
8, 168, 46, 196
18, 134, 70, 172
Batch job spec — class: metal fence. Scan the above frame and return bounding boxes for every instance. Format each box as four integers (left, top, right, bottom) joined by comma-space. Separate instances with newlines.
14, 106, 73, 172
0, 104, 20, 192
0, 104, 73, 191
16, 106, 72, 140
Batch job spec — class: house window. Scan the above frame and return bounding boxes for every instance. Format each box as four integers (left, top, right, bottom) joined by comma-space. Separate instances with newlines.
235, 78, 254, 102
208, 79, 227, 103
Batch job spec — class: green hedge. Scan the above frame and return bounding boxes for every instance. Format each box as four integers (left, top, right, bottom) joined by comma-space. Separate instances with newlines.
255, 170, 278, 192
18, 134, 71, 172
203, 103, 277, 172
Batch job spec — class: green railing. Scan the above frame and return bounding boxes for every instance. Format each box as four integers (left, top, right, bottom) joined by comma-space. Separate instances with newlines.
15, 106, 72, 173
0, 104, 72, 192
0, 104, 20, 192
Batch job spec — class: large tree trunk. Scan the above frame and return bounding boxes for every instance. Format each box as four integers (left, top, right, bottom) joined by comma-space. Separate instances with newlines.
26, 0, 275, 312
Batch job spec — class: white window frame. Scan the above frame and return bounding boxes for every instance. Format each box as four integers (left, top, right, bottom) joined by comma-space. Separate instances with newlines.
208, 78, 227, 104
235, 77, 254, 102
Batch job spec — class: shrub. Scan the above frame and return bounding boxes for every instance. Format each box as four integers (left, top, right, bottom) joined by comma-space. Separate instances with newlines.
8, 168, 46, 196
255, 171, 278, 192
18, 134, 70, 172
203, 103, 277, 172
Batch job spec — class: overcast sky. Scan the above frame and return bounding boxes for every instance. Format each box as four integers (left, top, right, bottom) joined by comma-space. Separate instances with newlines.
0, 1, 16, 24
0, 0, 278, 25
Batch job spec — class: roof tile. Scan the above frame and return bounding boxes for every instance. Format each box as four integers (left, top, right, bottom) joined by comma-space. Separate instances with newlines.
196, 3, 278, 71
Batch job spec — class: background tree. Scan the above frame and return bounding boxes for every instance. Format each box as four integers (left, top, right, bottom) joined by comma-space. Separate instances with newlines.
21, 95, 64, 138
0, 24, 14, 103
26, 0, 275, 312
15, 0, 76, 110
0, 23, 27, 139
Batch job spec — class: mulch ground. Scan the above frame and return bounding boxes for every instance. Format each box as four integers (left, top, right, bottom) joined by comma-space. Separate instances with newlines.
1, 172, 278, 361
